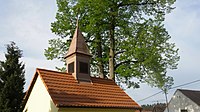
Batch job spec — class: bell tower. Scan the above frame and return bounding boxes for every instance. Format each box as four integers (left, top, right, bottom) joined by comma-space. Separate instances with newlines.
64, 22, 92, 82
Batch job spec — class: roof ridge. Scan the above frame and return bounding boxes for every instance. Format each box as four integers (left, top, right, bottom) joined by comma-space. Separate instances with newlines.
178, 89, 200, 92
36, 68, 69, 75
91, 77, 113, 81
36, 68, 115, 82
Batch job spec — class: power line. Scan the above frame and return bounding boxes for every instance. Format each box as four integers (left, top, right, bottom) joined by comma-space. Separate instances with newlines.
138, 91, 162, 102
171, 79, 200, 90
137, 79, 200, 102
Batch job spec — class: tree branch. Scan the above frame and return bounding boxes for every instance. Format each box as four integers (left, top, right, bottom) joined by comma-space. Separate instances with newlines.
114, 60, 138, 70
117, 0, 156, 8
85, 40, 93, 43
114, 50, 126, 57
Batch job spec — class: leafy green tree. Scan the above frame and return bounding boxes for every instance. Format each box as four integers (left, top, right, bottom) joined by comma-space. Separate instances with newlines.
45, 0, 179, 88
0, 42, 25, 112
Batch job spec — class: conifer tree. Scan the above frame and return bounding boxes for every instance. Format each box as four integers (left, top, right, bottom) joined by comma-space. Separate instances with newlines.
0, 42, 25, 112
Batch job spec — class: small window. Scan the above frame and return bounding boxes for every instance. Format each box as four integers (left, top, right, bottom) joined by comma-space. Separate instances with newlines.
181, 109, 188, 112
68, 62, 74, 73
79, 62, 88, 74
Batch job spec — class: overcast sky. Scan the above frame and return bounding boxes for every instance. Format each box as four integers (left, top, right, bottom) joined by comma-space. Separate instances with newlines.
1, 0, 200, 105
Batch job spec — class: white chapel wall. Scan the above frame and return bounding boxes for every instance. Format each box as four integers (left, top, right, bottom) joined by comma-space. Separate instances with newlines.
23, 75, 58, 112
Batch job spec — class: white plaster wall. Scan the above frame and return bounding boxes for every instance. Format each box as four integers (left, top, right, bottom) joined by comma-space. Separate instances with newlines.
23, 75, 58, 112
164, 90, 200, 112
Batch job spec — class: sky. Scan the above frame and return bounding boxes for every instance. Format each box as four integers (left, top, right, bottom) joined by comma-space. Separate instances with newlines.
1, 0, 200, 105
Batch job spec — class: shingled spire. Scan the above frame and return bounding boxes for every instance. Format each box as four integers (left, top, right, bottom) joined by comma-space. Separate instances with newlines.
66, 21, 91, 58
65, 21, 92, 83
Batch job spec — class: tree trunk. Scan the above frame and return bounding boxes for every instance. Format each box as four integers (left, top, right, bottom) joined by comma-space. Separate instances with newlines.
109, 31, 115, 80
109, 8, 115, 80
96, 33, 104, 78
164, 90, 170, 112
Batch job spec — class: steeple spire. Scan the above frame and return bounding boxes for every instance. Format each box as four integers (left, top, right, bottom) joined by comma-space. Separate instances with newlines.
65, 21, 91, 58
65, 20, 92, 83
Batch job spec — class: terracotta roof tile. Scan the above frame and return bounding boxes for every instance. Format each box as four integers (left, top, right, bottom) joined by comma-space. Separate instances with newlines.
25, 68, 141, 110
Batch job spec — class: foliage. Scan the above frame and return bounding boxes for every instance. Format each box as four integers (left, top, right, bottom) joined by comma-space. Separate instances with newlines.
0, 42, 25, 112
45, 0, 179, 89
142, 103, 166, 111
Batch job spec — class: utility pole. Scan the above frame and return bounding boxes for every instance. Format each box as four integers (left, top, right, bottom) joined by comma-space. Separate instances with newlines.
164, 90, 169, 112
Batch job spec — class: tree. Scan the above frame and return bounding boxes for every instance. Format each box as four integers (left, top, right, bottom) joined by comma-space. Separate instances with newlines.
142, 103, 167, 111
0, 42, 25, 112
45, 0, 179, 88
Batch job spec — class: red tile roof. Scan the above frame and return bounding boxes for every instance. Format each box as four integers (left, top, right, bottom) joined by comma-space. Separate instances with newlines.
24, 68, 141, 110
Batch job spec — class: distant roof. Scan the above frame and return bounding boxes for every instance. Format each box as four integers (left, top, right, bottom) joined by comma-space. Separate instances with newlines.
24, 68, 141, 109
152, 103, 166, 112
142, 110, 152, 112
178, 89, 200, 106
